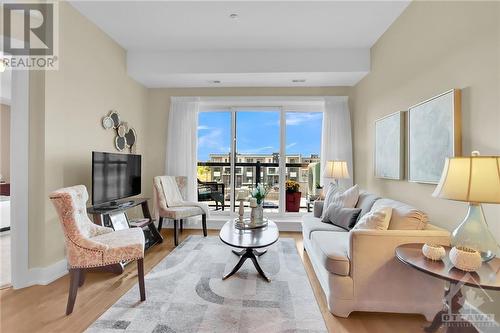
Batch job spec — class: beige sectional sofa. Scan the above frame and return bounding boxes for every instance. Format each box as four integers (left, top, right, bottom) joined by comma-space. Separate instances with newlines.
302, 191, 450, 320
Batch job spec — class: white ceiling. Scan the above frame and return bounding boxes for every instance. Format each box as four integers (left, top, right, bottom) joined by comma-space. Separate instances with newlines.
70, 1, 410, 87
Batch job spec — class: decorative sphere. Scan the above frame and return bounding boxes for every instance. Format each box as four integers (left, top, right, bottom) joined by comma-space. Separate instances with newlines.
449, 246, 482, 272
422, 243, 446, 261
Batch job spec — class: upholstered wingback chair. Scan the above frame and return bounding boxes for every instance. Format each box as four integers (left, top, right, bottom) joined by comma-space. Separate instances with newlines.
153, 176, 207, 246
49, 185, 146, 315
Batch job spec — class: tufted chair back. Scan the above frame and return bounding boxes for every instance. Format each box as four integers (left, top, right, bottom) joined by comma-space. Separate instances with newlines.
49, 185, 113, 268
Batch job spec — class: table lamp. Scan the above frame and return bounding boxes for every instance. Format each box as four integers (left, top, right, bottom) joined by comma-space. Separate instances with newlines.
236, 189, 249, 224
323, 160, 350, 187
432, 151, 500, 261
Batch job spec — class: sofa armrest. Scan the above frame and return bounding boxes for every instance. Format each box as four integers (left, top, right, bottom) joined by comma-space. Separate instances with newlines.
348, 225, 450, 273
346, 224, 450, 315
313, 200, 324, 218
349, 226, 450, 256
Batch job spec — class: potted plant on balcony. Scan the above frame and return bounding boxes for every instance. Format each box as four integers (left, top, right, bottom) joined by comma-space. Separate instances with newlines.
285, 180, 301, 212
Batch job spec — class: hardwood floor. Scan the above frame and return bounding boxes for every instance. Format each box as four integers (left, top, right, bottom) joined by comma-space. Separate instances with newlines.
0, 229, 431, 333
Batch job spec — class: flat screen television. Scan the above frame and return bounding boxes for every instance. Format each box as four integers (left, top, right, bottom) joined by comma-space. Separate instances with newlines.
92, 151, 141, 206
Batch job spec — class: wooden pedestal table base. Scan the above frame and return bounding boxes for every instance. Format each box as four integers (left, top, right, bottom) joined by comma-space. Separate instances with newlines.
424, 283, 479, 333
223, 248, 270, 282
219, 219, 279, 283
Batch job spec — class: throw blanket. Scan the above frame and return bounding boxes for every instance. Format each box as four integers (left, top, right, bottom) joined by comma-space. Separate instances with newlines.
153, 176, 210, 220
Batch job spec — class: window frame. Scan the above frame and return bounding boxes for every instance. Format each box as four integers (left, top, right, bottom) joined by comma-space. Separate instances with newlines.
198, 99, 324, 219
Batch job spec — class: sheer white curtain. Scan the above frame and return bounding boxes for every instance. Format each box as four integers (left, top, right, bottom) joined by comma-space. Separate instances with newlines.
321, 96, 353, 188
165, 97, 200, 201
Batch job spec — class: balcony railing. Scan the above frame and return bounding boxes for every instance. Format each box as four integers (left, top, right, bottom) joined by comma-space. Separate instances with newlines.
197, 161, 312, 212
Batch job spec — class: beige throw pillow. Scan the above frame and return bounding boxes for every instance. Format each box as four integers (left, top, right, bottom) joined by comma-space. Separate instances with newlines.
353, 207, 393, 230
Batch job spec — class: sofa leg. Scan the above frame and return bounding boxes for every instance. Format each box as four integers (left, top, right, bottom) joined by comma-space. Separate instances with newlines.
180, 219, 183, 233
66, 268, 81, 315
202, 214, 207, 237
173, 220, 179, 246
137, 258, 146, 301
158, 217, 163, 231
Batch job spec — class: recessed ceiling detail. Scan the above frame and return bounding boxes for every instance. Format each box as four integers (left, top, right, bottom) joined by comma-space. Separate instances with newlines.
70, 1, 410, 88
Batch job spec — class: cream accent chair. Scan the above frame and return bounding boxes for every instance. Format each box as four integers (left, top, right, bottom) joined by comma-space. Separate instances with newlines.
49, 185, 145, 315
302, 191, 450, 320
153, 176, 207, 246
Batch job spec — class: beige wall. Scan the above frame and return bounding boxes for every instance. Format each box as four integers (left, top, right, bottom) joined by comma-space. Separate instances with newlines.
145, 87, 353, 195
29, 2, 148, 267
0, 104, 10, 183
352, 0, 500, 314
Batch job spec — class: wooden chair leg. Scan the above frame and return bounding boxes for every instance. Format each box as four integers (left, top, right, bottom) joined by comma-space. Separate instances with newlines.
158, 217, 163, 231
202, 214, 207, 237
180, 219, 183, 233
173, 219, 179, 246
66, 268, 81, 315
78, 269, 86, 287
137, 258, 146, 301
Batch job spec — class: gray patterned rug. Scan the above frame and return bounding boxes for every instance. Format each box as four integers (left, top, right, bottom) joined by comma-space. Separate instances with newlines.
86, 236, 327, 333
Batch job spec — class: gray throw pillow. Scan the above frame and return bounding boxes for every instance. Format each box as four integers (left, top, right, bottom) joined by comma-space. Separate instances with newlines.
321, 204, 362, 231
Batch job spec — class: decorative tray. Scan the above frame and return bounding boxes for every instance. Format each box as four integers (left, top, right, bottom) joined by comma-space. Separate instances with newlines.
234, 218, 268, 230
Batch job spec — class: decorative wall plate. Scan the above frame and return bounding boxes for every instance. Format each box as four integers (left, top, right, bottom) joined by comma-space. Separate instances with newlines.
102, 116, 114, 130
125, 128, 136, 147
109, 111, 121, 129
117, 124, 127, 137
115, 136, 126, 151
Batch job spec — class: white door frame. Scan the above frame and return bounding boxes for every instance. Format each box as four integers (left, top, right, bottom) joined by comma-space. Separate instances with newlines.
3, 38, 31, 288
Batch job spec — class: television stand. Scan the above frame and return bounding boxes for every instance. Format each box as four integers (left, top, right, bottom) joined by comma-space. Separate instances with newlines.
87, 198, 163, 274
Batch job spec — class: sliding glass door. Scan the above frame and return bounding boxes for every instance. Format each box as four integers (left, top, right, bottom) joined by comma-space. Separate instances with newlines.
236, 109, 281, 213
197, 107, 322, 215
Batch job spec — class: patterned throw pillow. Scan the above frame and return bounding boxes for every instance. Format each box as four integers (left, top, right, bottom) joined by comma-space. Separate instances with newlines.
321, 183, 341, 219
353, 207, 393, 230
330, 184, 360, 209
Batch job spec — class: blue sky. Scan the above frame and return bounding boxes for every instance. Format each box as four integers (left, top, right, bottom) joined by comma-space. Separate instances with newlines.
197, 111, 322, 161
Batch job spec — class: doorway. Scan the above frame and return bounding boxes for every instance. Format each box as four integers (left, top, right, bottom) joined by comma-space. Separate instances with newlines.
0, 56, 12, 288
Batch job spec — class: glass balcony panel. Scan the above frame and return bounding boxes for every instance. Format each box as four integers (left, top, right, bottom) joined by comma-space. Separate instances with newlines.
285, 112, 323, 212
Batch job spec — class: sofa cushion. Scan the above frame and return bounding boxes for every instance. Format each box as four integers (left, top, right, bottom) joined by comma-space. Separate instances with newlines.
322, 205, 362, 231
355, 191, 381, 220
371, 198, 428, 230
302, 213, 346, 239
310, 231, 350, 276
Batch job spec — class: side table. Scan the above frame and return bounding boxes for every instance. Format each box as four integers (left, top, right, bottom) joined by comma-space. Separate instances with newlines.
396, 243, 500, 333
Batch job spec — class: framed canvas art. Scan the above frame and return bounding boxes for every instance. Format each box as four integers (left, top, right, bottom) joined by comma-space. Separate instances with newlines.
374, 111, 405, 180
408, 89, 461, 184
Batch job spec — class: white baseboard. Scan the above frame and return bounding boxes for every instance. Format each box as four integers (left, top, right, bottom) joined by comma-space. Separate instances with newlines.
15, 259, 68, 289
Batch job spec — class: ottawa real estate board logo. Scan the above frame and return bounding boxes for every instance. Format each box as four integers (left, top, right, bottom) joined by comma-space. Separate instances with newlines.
2, 2, 59, 70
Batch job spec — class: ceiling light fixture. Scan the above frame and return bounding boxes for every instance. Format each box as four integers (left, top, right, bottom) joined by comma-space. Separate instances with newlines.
292, 79, 306, 83
229, 13, 239, 20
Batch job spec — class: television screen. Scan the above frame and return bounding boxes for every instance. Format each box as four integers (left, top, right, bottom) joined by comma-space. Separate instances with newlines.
92, 151, 141, 205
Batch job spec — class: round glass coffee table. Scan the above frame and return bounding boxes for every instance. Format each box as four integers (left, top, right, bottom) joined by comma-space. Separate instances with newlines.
219, 219, 279, 282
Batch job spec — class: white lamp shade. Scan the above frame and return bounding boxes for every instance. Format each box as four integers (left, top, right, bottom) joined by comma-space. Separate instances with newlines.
236, 189, 249, 201
323, 160, 350, 179
432, 156, 500, 204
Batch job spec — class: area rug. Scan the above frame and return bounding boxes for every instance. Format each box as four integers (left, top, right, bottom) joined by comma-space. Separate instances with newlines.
86, 236, 327, 333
